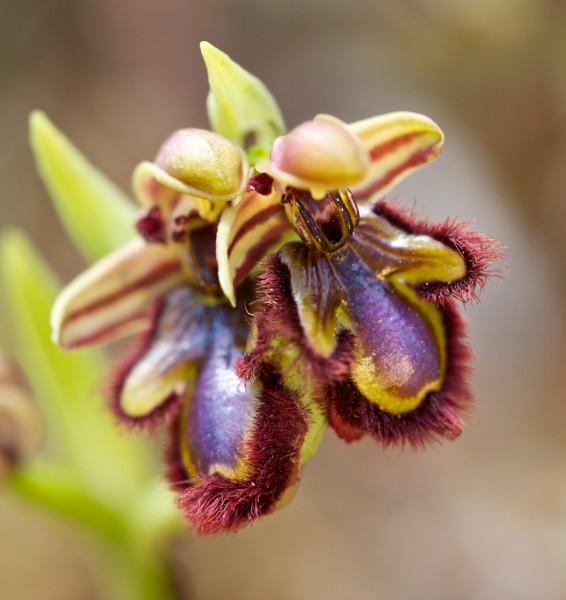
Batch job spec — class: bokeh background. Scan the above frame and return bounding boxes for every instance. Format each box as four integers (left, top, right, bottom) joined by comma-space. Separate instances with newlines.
1, 0, 566, 598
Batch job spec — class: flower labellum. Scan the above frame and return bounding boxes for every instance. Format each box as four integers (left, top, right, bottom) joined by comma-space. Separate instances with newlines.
39, 43, 503, 534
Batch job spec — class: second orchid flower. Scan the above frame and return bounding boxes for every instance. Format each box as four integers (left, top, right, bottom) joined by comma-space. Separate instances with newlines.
37, 42, 502, 534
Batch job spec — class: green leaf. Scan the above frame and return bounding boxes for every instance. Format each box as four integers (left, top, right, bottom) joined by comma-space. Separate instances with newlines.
29, 111, 137, 263
201, 42, 286, 161
0, 230, 151, 500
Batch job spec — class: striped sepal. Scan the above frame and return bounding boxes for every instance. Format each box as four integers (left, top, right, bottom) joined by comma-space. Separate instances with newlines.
217, 190, 295, 306
51, 239, 185, 349
349, 111, 444, 202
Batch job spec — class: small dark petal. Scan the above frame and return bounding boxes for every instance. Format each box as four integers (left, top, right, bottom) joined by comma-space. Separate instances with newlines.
373, 200, 505, 304
136, 207, 167, 244
246, 173, 274, 195
165, 367, 308, 535
328, 301, 473, 447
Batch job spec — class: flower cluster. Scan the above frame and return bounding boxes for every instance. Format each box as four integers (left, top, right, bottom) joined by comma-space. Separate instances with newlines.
50, 43, 502, 534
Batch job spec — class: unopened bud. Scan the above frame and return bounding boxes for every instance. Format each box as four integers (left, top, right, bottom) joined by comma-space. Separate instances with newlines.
0, 355, 42, 478
0, 353, 26, 388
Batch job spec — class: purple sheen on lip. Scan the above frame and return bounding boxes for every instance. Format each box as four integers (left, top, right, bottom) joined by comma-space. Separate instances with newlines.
328, 301, 472, 447
333, 248, 442, 400
167, 363, 309, 534
183, 308, 255, 477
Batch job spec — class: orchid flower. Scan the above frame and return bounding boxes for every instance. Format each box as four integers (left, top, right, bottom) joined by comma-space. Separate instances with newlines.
42, 43, 502, 534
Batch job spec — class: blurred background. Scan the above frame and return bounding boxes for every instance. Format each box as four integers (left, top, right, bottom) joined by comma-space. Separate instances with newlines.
1, 0, 566, 598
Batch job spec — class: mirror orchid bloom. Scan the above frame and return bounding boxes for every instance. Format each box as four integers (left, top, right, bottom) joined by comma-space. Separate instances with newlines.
46, 43, 502, 534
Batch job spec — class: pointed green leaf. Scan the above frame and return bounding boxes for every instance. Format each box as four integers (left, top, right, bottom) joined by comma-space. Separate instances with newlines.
200, 42, 286, 161
29, 111, 137, 263
0, 230, 151, 500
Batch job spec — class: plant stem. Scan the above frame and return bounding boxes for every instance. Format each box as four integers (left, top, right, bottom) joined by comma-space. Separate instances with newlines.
104, 538, 177, 600
9, 462, 179, 599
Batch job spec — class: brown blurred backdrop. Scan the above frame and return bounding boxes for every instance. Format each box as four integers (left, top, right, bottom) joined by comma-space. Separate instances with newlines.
1, 1, 566, 599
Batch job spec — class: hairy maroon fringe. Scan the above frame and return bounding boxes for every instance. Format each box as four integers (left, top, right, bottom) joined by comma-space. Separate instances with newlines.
373, 199, 505, 304
236, 254, 355, 387
329, 301, 474, 448
164, 413, 191, 494
165, 368, 309, 535
236, 257, 301, 380
104, 298, 184, 431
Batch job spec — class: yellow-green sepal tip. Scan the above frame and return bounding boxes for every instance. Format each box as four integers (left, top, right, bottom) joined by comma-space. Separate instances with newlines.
200, 42, 286, 163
